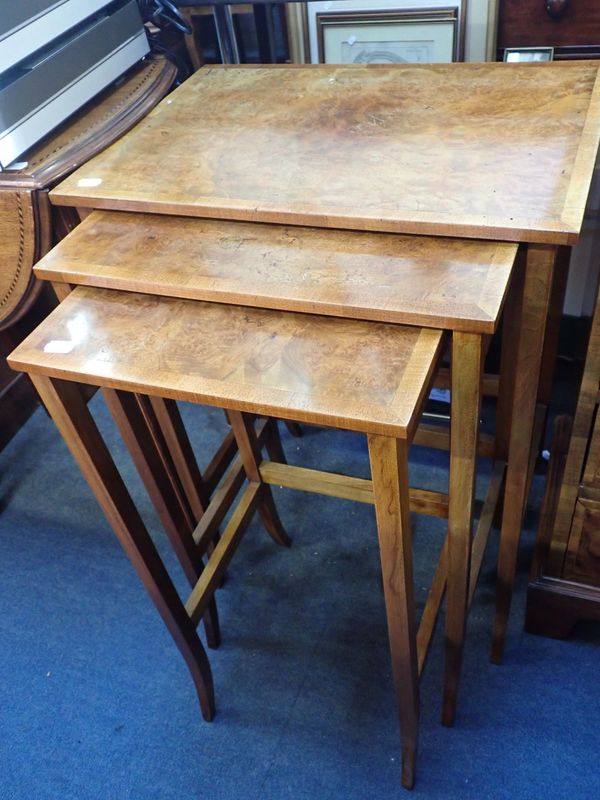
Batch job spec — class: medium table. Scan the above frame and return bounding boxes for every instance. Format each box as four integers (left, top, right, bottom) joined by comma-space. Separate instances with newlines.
16, 200, 521, 785
48, 63, 600, 671
34, 208, 518, 727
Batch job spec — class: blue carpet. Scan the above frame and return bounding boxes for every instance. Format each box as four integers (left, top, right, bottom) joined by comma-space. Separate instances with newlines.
0, 396, 598, 800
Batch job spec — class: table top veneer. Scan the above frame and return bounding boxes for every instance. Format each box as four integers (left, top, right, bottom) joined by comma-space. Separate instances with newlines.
36, 210, 517, 334
8, 286, 443, 437
50, 62, 600, 245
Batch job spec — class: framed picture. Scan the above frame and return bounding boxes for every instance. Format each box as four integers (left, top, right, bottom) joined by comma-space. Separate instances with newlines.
503, 47, 554, 63
315, 7, 463, 65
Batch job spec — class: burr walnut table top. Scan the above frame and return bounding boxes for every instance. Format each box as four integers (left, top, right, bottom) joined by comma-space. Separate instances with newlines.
8, 286, 443, 438
50, 62, 600, 245
35, 210, 517, 334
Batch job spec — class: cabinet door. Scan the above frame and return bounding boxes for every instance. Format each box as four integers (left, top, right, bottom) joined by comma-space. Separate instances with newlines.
582, 397, 600, 491
565, 499, 600, 586
497, 0, 600, 56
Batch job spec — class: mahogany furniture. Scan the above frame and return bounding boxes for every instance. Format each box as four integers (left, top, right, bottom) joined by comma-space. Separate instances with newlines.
526, 282, 600, 635
47, 62, 600, 668
8, 284, 446, 788
0, 55, 176, 450
497, 0, 600, 60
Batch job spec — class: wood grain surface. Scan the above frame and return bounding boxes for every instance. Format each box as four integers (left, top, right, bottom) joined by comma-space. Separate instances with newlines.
34, 210, 517, 333
0, 57, 175, 328
8, 286, 443, 437
49, 63, 600, 244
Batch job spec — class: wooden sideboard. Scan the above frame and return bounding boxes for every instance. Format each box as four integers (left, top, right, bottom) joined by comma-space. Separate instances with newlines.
526, 284, 600, 637
497, 0, 600, 60
0, 55, 175, 450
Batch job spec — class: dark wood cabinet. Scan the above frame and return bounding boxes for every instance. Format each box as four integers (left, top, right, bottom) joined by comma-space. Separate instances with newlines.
497, 0, 600, 59
526, 285, 600, 637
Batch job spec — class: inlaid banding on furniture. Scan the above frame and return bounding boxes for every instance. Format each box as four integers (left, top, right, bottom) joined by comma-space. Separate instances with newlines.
35, 210, 517, 334
48, 63, 600, 245
10, 286, 444, 438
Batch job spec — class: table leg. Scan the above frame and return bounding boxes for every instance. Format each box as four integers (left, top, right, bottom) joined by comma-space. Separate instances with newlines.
103, 390, 201, 582
368, 434, 419, 790
29, 373, 215, 721
537, 245, 571, 406
103, 389, 221, 649
228, 411, 292, 548
146, 395, 230, 593
147, 396, 210, 525
264, 418, 288, 464
495, 247, 526, 462
442, 332, 483, 726
491, 244, 556, 663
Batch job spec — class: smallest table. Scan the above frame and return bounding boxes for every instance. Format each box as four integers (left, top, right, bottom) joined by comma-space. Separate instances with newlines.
9, 284, 444, 787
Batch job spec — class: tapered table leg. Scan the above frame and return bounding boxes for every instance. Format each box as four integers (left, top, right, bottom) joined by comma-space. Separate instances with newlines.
442, 332, 483, 726
368, 434, 419, 790
103, 389, 220, 649
491, 244, 556, 663
29, 374, 215, 721
228, 411, 292, 548
537, 246, 571, 407
147, 396, 210, 525
264, 418, 288, 465
495, 248, 526, 462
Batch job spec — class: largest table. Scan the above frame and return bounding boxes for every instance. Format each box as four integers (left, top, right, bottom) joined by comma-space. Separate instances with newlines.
50, 61, 600, 665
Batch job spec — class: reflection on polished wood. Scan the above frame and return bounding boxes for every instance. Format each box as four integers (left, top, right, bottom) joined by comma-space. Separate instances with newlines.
50, 63, 600, 244
35, 210, 517, 334
9, 286, 444, 438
